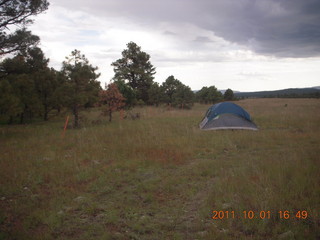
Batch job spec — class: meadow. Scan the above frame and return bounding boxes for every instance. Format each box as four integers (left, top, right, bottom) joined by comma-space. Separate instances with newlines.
0, 98, 319, 240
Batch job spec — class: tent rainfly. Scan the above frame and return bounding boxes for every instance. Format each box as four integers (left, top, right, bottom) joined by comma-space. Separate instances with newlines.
199, 102, 258, 130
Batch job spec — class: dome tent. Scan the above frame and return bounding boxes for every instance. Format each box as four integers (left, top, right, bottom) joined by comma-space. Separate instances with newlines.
199, 102, 258, 130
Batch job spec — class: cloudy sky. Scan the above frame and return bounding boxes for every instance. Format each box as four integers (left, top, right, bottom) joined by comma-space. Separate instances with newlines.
30, 0, 320, 91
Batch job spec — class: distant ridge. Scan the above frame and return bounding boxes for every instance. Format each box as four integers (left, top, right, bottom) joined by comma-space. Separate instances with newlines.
219, 89, 240, 94
234, 87, 320, 98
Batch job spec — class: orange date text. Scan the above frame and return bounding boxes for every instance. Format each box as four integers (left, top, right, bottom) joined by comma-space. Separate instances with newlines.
212, 210, 308, 220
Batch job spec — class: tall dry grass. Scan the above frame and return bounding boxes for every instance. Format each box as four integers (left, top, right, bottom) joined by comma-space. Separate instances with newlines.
0, 99, 319, 239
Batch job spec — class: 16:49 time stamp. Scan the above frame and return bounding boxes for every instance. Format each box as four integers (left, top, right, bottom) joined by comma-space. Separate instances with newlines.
212, 210, 308, 220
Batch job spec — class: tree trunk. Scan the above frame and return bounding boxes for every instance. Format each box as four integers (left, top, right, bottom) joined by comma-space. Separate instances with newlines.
8, 116, 13, 124
44, 104, 48, 121
20, 105, 28, 124
73, 105, 79, 128
44, 93, 49, 121
20, 113, 24, 124
108, 110, 112, 122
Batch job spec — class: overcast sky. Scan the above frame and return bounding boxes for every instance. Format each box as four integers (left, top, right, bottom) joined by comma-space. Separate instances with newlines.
30, 0, 320, 91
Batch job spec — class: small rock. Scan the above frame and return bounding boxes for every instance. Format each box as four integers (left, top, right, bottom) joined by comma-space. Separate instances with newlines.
57, 210, 64, 215
278, 230, 294, 239
1, 197, 5, 201
222, 203, 232, 209
74, 196, 86, 202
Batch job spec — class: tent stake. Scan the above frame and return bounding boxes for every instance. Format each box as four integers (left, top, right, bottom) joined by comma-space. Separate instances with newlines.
62, 116, 69, 137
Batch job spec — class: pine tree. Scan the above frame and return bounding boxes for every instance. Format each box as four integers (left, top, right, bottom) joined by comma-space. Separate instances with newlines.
161, 75, 183, 105
111, 42, 156, 104
61, 50, 101, 128
113, 79, 136, 108
172, 85, 194, 109
148, 82, 163, 106
0, 0, 49, 55
224, 88, 234, 101
0, 53, 41, 123
26, 47, 58, 121
196, 86, 222, 104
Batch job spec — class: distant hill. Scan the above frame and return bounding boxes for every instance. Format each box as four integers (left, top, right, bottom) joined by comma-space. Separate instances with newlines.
234, 87, 320, 98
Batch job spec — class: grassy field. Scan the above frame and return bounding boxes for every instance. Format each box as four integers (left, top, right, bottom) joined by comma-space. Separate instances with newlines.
0, 98, 319, 240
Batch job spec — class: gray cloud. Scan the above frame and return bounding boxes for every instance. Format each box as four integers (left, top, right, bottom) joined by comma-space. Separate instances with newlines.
163, 31, 176, 36
193, 36, 214, 43
199, 0, 320, 58
51, 0, 320, 58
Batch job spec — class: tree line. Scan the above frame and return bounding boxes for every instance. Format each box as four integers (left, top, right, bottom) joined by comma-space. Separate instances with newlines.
0, 0, 235, 126
110, 41, 234, 108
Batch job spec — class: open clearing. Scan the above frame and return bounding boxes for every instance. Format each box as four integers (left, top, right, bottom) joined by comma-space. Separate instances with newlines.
0, 98, 319, 239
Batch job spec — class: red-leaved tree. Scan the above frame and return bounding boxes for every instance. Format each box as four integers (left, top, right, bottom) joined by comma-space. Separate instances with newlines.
100, 83, 126, 122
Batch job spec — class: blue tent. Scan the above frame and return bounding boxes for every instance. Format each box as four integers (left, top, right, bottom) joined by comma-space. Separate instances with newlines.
199, 102, 258, 130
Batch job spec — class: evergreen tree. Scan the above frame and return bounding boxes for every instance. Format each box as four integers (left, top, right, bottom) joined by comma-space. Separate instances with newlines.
196, 86, 222, 104
161, 75, 183, 105
25, 47, 59, 120
0, 78, 21, 123
172, 84, 194, 109
147, 82, 163, 106
161, 75, 194, 108
196, 86, 208, 103
0, 54, 41, 123
113, 79, 137, 108
61, 50, 101, 128
224, 88, 234, 101
0, 0, 49, 55
111, 42, 156, 103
